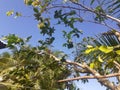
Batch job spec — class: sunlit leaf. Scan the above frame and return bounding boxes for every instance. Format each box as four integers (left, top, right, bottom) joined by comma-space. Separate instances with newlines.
98, 56, 104, 62
37, 22, 45, 29
32, 0, 41, 7
85, 49, 93, 54
6, 10, 14, 16
85, 47, 97, 54
87, 45, 93, 48
90, 63, 95, 69
116, 50, 120, 55
99, 46, 113, 53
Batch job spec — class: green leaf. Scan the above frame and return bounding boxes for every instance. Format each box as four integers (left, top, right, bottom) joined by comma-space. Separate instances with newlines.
24, 0, 33, 5
99, 46, 113, 53
67, 41, 73, 49
33, 8, 39, 13
14, 12, 22, 18
90, 0, 95, 5
15, 12, 22, 17
69, 10, 76, 15
116, 50, 120, 55
26, 36, 32, 42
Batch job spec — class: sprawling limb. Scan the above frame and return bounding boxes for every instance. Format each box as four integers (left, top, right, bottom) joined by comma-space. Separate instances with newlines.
48, 53, 119, 90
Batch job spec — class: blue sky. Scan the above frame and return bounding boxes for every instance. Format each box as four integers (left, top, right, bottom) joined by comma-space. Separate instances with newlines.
0, 0, 111, 90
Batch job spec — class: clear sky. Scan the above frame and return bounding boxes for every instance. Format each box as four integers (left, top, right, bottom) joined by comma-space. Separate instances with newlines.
0, 0, 110, 90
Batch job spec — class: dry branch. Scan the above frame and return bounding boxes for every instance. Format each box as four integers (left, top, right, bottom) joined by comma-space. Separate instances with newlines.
58, 73, 120, 82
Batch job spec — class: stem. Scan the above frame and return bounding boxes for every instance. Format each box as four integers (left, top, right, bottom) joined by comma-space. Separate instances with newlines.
71, 0, 120, 23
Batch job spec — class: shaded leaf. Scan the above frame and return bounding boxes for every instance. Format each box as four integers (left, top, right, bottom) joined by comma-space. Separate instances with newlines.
33, 8, 39, 13
90, 0, 95, 5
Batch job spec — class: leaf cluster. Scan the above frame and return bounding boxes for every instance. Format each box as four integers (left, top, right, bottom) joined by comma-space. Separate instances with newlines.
0, 35, 72, 90
77, 30, 120, 75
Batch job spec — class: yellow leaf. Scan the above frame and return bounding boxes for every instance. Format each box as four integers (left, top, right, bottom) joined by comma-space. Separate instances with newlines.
116, 50, 120, 55
99, 46, 113, 53
25, 74, 29, 79
32, 0, 41, 7
85, 49, 92, 54
87, 45, 93, 48
24, 0, 29, 4
90, 63, 95, 69
98, 56, 104, 62
37, 22, 45, 29
6, 10, 14, 16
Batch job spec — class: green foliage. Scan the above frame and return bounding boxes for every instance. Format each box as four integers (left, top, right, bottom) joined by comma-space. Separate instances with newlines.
0, 35, 73, 90
90, 0, 120, 17
59, 15, 82, 48
3, 34, 24, 45
4, 0, 120, 89
94, 6, 106, 22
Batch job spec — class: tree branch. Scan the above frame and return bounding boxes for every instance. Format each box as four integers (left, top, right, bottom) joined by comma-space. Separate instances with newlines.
70, 0, 120, 23
83, 19, 118, 30
114, 61, 120, 69
49, 53, 86, 68
58, 73, 120, 82
49, 5, 86, 12
41, 53, 117, 90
